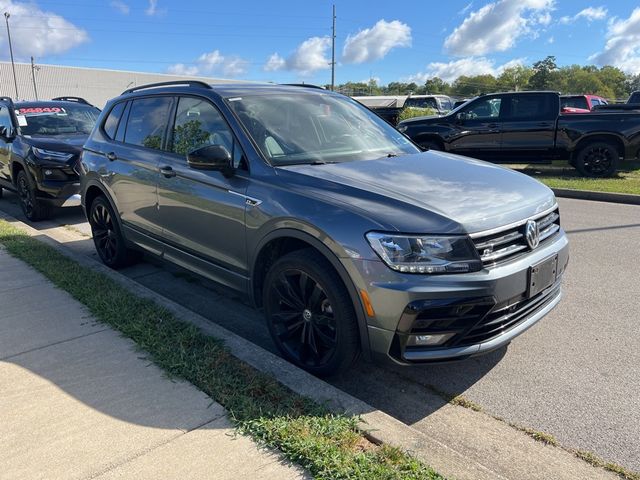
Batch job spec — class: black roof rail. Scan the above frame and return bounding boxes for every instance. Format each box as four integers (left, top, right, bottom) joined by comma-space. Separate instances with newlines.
122, 80, 212, 95
282, 83, 325, 90
52, 96, 91, 105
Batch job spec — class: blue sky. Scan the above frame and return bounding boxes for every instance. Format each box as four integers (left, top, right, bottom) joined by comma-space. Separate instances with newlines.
1, 0, 639, 85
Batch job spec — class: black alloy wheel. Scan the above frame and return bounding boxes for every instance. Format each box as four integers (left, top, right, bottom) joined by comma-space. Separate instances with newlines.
16, 170, 50, 221
575, 142, 618, 177
89, 196, 138, 268
263, 249, 360, 376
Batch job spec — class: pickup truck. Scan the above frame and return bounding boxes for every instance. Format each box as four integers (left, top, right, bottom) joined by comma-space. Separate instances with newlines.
560, 94, 608, 113
397, 91, 640, 177
353, 94, 453, 125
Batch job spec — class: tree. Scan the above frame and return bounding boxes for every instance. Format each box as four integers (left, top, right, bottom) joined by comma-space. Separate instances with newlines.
451, 74, 497, 97
528, 56, 557, 90
497, 65, 533, 92
424, 77, 449, 94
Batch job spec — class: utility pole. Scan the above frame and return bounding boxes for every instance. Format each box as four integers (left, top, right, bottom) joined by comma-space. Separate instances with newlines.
30, 56, 39, 100
4, 12, 18, 100
330, 4, 336, 91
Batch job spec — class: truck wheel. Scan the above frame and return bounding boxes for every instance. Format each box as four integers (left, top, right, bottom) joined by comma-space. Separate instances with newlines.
263, 248, 360, 376
16, 170, 51, 221
88, 195, 139, 269
575, 142, 619, 177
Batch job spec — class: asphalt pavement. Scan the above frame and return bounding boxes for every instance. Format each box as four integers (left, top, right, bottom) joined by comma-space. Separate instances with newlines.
0, 192, 638, 473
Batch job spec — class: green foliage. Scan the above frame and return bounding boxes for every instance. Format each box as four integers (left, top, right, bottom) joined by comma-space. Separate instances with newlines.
0, 224, 446, 480
398, 107, 438, 122
528, 56, 558, 90
173, 119, 211, 155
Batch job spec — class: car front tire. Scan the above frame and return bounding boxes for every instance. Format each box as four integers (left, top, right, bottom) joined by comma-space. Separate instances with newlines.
263, 248, 360, 376
16, 170, 51, 221
575, 141, 619, 177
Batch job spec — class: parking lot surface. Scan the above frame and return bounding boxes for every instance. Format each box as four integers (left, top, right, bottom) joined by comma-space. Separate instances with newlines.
1, 193, 638, 472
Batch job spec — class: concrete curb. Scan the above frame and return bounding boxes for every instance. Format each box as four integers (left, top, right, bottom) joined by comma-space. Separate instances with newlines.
552, 188, 640, 205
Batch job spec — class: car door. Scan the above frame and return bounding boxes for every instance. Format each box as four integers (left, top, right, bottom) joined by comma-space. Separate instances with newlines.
447, 95, 503, 159
109, 96, 174, 241
156, 95, 249, 291
0, 103, 15, 185
500, 93, 557, 161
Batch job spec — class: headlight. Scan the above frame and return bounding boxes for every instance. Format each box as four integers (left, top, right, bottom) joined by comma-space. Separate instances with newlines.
365, 232, 482, 274
32, 147, 74, 162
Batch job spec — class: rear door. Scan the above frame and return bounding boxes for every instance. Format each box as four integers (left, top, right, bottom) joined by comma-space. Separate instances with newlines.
447, 94, 504, 159
500, 93, 558, 161
109, 96, 174, 240
156, 95, 249, 290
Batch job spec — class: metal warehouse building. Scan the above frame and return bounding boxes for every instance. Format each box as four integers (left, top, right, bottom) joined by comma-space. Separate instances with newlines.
0, 61, 248, 108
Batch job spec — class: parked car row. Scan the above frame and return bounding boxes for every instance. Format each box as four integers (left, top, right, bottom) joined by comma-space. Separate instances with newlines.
0, 82, 570, 375
397, 90, 640, 177
353, 94, 455, 124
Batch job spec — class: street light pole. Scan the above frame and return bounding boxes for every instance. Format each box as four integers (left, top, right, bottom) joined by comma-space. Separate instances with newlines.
4, 12, 19, 100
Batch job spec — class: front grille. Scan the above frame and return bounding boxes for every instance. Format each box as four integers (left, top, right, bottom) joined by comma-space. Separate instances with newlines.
455, 283, 561, 347
471, 207, 561, 266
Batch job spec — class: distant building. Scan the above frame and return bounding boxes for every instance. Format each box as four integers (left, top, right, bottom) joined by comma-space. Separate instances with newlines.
0, 62, 251, 108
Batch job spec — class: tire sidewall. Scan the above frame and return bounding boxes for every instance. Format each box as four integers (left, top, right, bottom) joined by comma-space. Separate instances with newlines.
89, 196, 130, 268
16, 170, 38, 220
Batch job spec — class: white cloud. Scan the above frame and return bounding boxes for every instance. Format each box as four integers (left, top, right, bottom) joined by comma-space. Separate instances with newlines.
167, 49, 249, 78
0, 0, 88, 58
342, 20, 411, 64
145, 0, 165, 16
110, 1, 130, 15
407, 57, 525, 83
590, 7, 640, 74
459, 2, 474, 16
444, 0, 554, 56
560, 6, 607, 24
263, 36, 331, 75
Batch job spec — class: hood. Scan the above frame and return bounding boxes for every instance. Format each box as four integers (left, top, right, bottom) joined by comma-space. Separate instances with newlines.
278, 151, 556, 234
23, 133, 87, 154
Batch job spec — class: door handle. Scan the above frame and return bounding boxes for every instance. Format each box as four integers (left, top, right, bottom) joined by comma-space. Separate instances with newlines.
160, 166, 176, 178
106, 151, 117, 161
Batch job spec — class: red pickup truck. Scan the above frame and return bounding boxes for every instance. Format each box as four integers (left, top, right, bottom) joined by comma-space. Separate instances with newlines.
560, 94, 608, 113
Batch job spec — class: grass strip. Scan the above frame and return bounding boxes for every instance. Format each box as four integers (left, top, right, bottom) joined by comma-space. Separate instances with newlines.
0, 220, 444, 480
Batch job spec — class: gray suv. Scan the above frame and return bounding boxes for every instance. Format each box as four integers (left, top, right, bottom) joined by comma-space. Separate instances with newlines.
80, 81, 569, 375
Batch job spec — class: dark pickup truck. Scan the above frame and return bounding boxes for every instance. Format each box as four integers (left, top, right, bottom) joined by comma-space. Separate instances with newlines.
397, 91, 640, 176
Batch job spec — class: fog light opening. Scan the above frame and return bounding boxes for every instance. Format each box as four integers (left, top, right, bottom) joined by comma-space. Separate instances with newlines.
407, 332, 455, 347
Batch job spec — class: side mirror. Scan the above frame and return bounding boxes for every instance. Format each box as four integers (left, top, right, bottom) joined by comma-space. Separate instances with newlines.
0, 125, 13, 141
455, 112, 464, 124
187, 144, 234, 177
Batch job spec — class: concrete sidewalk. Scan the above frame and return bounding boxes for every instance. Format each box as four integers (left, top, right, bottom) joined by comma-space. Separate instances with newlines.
0, 248, 306, 480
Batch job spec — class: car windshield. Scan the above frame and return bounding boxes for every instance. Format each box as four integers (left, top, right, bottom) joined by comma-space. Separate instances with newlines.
226, 92, 419, 166
17, 104, 99, 136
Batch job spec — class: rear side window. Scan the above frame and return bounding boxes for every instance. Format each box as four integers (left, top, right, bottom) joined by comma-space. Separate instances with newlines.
124, 97, 173, 150
103, 102, 125, 139
508, 94, 556, 120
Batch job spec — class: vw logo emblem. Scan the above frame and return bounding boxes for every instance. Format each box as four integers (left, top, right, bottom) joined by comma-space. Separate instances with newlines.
525, 220, 540, 249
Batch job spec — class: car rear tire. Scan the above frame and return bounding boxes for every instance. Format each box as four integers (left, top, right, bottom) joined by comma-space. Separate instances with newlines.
16, 170, 51, 221
88, 195, 139, 269
263, 248, 360, 376
575, 142, 619, 177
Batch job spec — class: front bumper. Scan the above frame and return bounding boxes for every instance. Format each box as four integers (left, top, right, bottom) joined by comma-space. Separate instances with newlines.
349, 230, 569, 365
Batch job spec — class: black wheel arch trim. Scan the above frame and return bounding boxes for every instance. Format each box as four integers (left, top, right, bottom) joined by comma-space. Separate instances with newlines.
82, 179, 127, 237
251, 228, 372, 360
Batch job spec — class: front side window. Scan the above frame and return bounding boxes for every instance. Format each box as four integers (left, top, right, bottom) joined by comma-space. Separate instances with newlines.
460, 97, 502, 120
124, 97, 173, 150
170, 96, 235, 157
17, 104, 99, 136
226, 92, 418, 166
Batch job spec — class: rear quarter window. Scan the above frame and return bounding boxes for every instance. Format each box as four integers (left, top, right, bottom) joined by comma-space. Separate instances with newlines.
103, 102, 126, 139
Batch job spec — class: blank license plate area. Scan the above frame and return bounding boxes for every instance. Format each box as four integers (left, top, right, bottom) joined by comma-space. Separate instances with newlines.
528, 255, 558, 298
